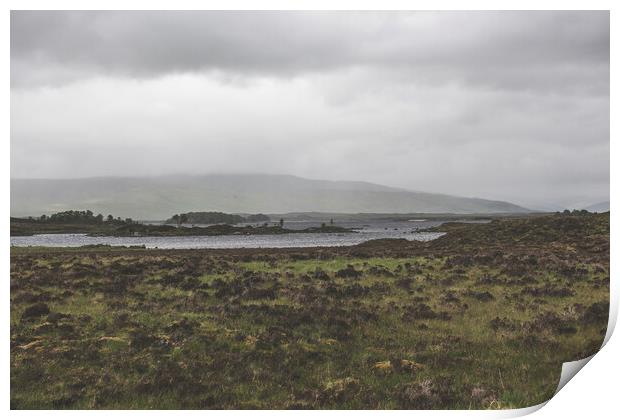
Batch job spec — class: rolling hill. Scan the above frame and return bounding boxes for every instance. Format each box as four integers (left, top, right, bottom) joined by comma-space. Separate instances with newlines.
10, 174, 530, 220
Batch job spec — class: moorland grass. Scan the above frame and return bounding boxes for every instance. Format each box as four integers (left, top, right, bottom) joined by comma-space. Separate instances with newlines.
10, 213, 609, 409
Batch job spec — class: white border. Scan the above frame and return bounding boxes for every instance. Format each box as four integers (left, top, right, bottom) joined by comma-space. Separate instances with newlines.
3, 2, 616, 419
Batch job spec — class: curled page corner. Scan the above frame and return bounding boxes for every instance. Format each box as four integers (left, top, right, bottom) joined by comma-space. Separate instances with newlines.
498, 298, 615, 418
495, 401, 548, 418
494, 355, 598, 418
554, 355, 595, 396
544, 294, 616, 403
550, 295, 615, 399
601, 293, 617, 348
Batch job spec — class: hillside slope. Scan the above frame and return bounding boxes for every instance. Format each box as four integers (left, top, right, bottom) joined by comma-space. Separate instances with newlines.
11, 174, 530, 219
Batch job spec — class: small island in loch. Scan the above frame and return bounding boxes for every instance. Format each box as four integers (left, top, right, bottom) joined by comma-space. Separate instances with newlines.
10, 210, 355, 237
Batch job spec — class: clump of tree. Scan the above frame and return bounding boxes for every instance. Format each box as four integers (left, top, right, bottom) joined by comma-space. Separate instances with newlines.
36, 210, 135, 225
166, 212, 271, 225
166, 212, 243, 225
169, 213, 189, 227
557, 209, 591, 216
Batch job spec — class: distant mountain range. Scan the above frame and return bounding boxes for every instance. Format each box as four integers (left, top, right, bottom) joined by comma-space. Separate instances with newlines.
10, 174, 531, 220
584, 201, 610, 213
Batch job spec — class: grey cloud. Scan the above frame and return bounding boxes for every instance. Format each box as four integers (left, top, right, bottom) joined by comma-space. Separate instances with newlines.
11, 11, 609, 94
10, 11, 610, 210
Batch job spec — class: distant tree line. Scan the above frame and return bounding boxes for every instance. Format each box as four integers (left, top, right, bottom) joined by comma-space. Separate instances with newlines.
166, 212, 270, 225
35, 210, 135, 225
557, 209, 591, 216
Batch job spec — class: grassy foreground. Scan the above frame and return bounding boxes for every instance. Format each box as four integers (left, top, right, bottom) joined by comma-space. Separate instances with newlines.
10, 213, 609, 409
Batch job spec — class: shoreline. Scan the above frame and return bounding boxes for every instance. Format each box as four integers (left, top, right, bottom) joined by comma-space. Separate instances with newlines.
9, 223, 357, 238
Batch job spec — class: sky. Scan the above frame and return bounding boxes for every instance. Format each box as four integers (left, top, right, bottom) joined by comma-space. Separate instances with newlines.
10, 11, 609, 210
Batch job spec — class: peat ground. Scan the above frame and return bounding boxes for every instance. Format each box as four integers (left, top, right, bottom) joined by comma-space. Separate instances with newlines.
10, 212, 609, 409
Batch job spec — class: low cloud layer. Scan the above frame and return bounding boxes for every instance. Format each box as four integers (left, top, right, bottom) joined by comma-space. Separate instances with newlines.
10, 11, 609, 210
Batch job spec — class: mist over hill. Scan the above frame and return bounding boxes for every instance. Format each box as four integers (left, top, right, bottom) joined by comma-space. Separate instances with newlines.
584, 201, 610, 213
11, 174, 530, 220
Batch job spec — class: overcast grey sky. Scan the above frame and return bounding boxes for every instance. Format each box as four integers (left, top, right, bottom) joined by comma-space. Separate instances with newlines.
10, 11, 609, 210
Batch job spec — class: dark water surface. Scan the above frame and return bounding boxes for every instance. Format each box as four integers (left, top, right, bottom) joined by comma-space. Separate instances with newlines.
10, 220, 468, 249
